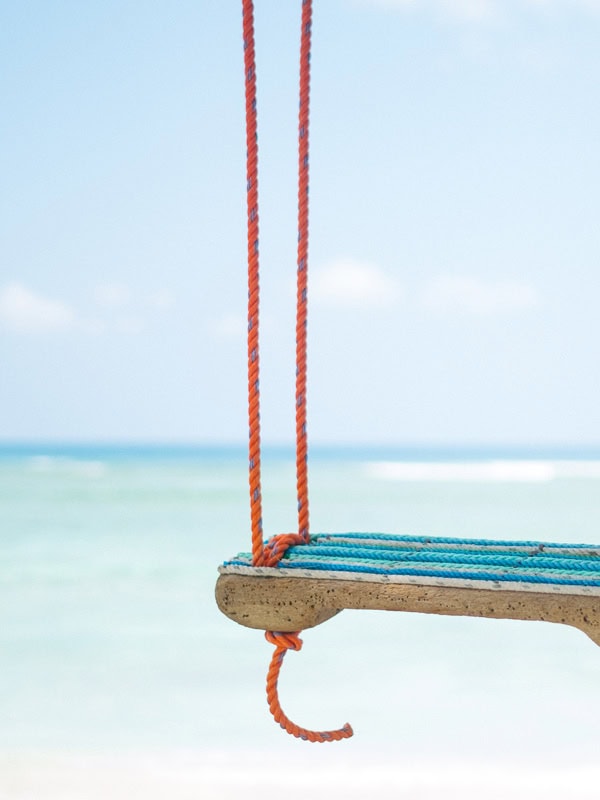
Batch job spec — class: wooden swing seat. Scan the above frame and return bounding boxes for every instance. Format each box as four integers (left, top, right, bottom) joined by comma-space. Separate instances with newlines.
216, 533, 600, 646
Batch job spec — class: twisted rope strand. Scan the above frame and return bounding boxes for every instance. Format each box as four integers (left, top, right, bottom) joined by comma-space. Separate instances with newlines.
296, 0, 312, 544
265, 632, 353, 743
242, 0, 264, 567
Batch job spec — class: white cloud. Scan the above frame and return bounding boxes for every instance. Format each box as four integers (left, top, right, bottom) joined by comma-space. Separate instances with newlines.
422, 275, 540, 315
312, 259, 401, 309
0, 281, 175, 336
353, 0, 600, 21
95, 284, 176, 312
363, 0, 495, 20
113, 316, 145, 335
437, 0, 496, 19
91, 283, 176, 334
0, 283, 76, 333
147, 289, 176, 310
93, 282, 130, 309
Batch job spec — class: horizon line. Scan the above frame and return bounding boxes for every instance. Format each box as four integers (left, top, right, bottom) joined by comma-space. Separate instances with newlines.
2, 439, 600, 454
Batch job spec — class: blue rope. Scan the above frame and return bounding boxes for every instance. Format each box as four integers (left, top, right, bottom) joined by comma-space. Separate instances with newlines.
282, 548, 600, 572
222, 533, 600, 588
313, 532, 597, 549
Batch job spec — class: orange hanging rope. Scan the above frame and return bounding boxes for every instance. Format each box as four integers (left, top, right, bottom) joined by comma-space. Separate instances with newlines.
241, 0, 352, 742
265, 632, 353, 742
296, 0, 311, 545
243, 0, 264, 568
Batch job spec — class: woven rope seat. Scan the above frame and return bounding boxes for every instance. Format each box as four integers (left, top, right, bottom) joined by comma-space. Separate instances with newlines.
216, 533, 600, 646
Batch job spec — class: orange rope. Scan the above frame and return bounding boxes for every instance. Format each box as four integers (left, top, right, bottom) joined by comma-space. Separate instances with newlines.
241, 0, 353, 742
244, 0, 310, 566
260, 531, 306, 567
265, 632, 353, 742
243, 0, 264, 568
296, 0, 312, 545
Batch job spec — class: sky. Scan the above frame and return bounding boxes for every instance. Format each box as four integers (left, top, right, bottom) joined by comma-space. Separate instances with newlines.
2, 0, 600, 445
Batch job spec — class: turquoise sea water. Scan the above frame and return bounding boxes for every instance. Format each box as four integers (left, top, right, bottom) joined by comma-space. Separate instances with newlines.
1, 444, 599, 798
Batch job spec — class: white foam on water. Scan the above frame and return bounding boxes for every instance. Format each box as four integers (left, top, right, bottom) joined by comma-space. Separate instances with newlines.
365, 459, 600, 483
28, 456, 107, 478
554, 460, 600, 479
28, 455, 56, 472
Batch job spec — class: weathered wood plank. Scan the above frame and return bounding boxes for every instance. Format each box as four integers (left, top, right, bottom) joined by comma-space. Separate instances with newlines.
215, 573, 600, 645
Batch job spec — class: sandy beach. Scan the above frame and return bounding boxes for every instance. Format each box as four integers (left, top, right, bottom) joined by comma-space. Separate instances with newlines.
2, 751, 600, 800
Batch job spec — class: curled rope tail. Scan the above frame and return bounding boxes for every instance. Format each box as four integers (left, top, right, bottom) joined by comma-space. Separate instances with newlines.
265, 632, 354, 743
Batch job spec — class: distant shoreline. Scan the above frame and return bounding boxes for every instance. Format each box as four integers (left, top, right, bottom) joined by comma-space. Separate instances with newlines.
2, 440, 600, 462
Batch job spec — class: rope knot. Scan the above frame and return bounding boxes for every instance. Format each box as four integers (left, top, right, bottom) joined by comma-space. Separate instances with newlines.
264, 629, 353, 743
260, 532, 307, 567
265, 631, 303, 651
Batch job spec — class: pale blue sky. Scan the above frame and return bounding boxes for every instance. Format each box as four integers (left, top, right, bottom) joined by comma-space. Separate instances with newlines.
2, 0, 600, 445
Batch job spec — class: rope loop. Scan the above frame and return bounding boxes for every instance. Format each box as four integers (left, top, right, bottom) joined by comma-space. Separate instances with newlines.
260, 532, 307, 567
265, 631, 354, 743
265, 630, 303, 651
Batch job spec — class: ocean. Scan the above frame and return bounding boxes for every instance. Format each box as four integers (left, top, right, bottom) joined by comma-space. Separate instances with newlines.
1, 443, 599, 799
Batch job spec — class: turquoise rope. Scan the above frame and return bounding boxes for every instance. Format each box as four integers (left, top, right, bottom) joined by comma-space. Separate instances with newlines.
222, 533, 600, 588
314, 532, 597, 549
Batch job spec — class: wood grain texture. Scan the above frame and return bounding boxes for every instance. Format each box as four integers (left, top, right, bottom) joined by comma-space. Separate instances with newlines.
215, 573, 600, 645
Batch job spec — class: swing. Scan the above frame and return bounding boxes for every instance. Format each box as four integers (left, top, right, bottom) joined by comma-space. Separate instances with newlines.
215, 0, 600, 742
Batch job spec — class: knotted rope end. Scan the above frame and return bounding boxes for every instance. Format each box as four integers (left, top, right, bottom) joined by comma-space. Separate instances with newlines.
264, 631, 354, 743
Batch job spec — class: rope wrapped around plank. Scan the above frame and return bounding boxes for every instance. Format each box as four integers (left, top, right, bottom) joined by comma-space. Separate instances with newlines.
216, 533, 600, 645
